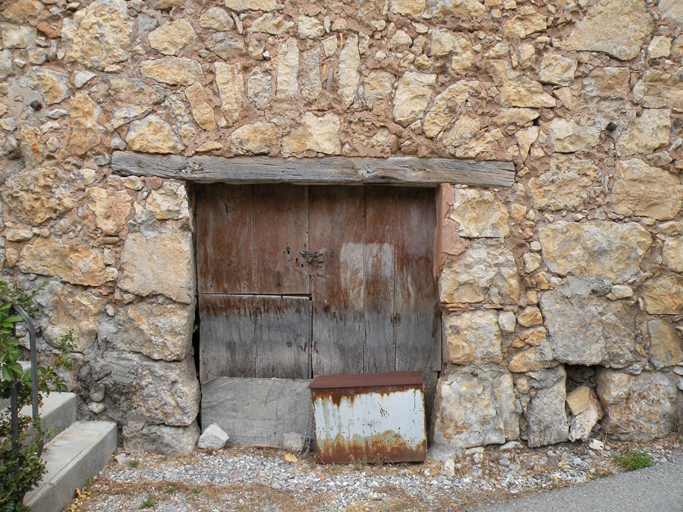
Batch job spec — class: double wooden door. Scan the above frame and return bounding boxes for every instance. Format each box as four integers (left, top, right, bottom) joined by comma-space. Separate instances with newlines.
196, 184, 439, 386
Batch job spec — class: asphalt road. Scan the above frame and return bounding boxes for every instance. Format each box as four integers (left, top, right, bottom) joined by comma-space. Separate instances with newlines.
473, 452, 683, 512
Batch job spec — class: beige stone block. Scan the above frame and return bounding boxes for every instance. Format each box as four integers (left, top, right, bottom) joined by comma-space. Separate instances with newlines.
282, 113, 341, 155
393, 72, 436, 127
390, 0, 425, 17
424, 81, 479, 138
249, 13, 293, 35
426, 0, 485, 18
185, 84, 217, 131
450, 189, 509, 238
141, 58, 204, 86
443, 310, 503, 365
539, 54, 577, 86
648, 318, 683, 370
1, 0, 43, 23
215, 63, 245, 124
547, 118, 600, 153
198, 7, 235, 31
490, 61, 555, 109
517, 306, 543, 327
339, 34, 361, 107
503, 5, 547, 38
225, 0, 277, 12
126, 116, 184, 154
1, 22, 36, 48
20, 67, 70, 105
148, 20, 196, 56
69, 92, 106, 155
616, 109, 671, 156
84, 187, 132, 235
231, 122, 278, 155
566, 385, 590, 415
582, 67, 630, 100
146, 182, 189, 221
106, 76, 165, 105
362, 70, 394, 108
529, 155, 599, 211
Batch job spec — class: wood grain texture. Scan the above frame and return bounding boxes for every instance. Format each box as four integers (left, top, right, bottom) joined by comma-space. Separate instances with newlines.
112, 152, 515, 188
196, 184, 255, 294
310, 187, 366, 376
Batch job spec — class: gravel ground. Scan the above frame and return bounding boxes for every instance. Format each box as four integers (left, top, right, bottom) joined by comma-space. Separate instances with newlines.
65, 436, 682, 512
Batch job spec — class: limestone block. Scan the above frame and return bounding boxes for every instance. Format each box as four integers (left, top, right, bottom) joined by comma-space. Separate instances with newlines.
492, 108, 540, 127
282, 113, 341, 155
146, 182, 190, 220
35, 282, 106, 352
634, 70, 683, 110
440, 241, 520, 305
424, 81, 479, 138
19, 237, 106, 287
648, 36, 672, 59
516, 127, 538, 160
362, 70, 395, 108
426, 0, 485, 18
1, 166, 80, 225
517, 306, 542, 327
19, 67, 70, 105
1, 0, 43, 23
450, 189, 509, 238
541, 277, 639, 367
224, 0, 277, 12
62, 0, 132, 69
539, 221, 652, 281
231, 122, 278, 154
547, 118, 600, 153
301, 48, 322, 102
659, 0, 683, 24
106, 76, 165, 105
118, 230, 194, 304
1, 22, 36, 48
209, 32, 247, 60
393, 72, 436, 127
442, 116, 480, 149
648, 318, 683, 370
568, 388, 603, 442
597, 369, 678, 441
141, 58, 204, 86
503, 5, 547, 39
215, 62, 246, 124
123, 420, 199, 455
643, 275, 683, 315
539, 54, 577, 86
98, 300, 194, 361
199, 8, 235, 31
555, 0, 654, 61
164, 94, 196, 145
69, 92, 107, 155
611, 159, 682, 220
247, 67, 272, 110
524, 367, 569, 448
185, 84, 217, 131
566, 385, 590, 415
498, 311, 516, 333
508, 344, 553, 373
298, 16, 324, 39
431, 364, 518, 452
249, 13, 293, 35
663, 237, 683, 273
19, 125, 43, 168
148, 20, 196, 55
339, 34, 361, 107
275, 39, 299, 101
84, 187, 132, 234
112, 106, 153, 129
391, 0, 426, 17
443, 310, 503, 365
616, 109, 671, 156
490, 61, 555, 109
198, 423, 229, 450
0, 50, 12, 80
582, 67, 630, 99
126, 116, 184, 154
529, 155, 599, 211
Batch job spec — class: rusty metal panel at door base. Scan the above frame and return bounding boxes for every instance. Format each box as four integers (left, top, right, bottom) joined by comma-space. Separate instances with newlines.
309, 371, 427, 464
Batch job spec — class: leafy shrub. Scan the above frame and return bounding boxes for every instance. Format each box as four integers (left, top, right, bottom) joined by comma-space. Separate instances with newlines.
612, 449, 654, 471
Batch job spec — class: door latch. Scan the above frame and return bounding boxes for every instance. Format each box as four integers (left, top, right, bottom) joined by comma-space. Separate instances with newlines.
300, 251, 325, 264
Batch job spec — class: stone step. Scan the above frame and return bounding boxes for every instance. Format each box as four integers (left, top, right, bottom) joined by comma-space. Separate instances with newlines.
0, 392, 78, 444
24, 421, 117, 512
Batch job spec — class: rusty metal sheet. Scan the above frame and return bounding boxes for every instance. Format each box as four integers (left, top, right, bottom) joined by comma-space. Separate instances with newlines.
309, 371, 426, 464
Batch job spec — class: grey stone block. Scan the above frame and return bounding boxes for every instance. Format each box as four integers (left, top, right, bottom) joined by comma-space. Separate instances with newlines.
201, 377, 313, 447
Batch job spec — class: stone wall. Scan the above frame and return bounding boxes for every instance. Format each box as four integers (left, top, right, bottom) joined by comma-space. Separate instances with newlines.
1, 0, 682, 454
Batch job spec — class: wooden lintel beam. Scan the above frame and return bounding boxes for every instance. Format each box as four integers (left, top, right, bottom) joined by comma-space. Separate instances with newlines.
111, 152, 516, 188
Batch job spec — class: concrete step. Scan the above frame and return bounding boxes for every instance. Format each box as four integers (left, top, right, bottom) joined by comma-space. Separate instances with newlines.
0, 392, 77, 444
24, 421, 117, 512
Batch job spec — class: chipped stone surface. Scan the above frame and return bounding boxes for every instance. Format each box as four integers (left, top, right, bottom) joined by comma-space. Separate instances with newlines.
148, 20, 196, 56
283, 113, 341, 155
112, 106, 153, 129
224, 0, 277, 12
276, 39, 299, 100
62, 0, 132, 69
426, 0, 485, 18
504, 5, 547, 39
539, 221, 652, 281
450, 189, 509, 238
69, 92, 106, 155
391, 0, 426, 18
597, 369, 678, 441
19, 67, 70, 105
431, 363, 518, 454
126, 115, 184, 154
215, 62, 245, 125
648, 318, 683, 370
1, 22, 36, 48
424, 81, 479, 138
301, 48, 322, 102
231, 122, 278, 154
247, 66, 272, 110
616, 109, 671, 156
523, 367, 569, 448
529, 155, 598, 211
106, 76, 165, 105
362, 70, 394, 108
393, 72, 436, 127
582, 67, 631, 99
84, 187, 132, 234
490, 61, 555, 108
443, 310, 502, 365
539, 54, 577, 86
199, 8, 235, 31
208, 33, 246, 60
568, 388, 603, 442
339, 34, 361, 107
185, 84, 217, 131
611, 158, 683, 220
141, 58, 204, 86
440, 241, 520, 305
556, 0, 654, 61
547, 118, 600, 153
643, 275, 683, 315
146, 182, 189, 221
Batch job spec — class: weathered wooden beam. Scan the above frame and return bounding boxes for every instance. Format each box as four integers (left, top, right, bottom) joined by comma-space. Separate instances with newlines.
111, 152, 516, 188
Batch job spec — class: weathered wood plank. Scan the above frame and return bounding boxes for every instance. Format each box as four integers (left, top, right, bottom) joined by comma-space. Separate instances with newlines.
196, 184, 255, 294
199, 295, 256, 383
255, 296, 311, 379
310, 186, 366, 376
112, 152, 515, 188
254, 185, 310, 295
363, 186, 397, 374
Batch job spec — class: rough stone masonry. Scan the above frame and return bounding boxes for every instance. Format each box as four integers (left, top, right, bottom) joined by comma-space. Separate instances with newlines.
1, 0, 683, 455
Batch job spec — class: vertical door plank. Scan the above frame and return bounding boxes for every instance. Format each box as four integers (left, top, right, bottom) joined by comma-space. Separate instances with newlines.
363, 187, 397, 374
196, 184, 256, 294
310, 186, 366, 376
199, 295, 256, 383
392, 188, 440, 413
254, 185, 310, 295
255, 296, 312, 379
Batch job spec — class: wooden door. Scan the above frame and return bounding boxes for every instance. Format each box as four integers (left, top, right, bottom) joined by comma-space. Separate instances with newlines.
196, 184, 440, 387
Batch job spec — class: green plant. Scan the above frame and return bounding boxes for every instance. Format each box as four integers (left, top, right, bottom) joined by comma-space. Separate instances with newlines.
190, 487, 202, 494
612, 449, 654, 471
128, 460, 140, 469
166, 486, 176, 494
139, 495, 157, 509
0, 281, 73, 511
